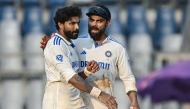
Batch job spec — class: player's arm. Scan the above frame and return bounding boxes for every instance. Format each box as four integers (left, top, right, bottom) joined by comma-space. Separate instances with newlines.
117, 47, 140, 109
50, 46, 118, 109
127, 91, 139, 109
78, 71, 88, 79
69, 74, 118, 109
40, 34, 100, 79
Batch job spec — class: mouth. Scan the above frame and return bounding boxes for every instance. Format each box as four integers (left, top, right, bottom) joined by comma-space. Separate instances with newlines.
91, 28, 99, 33
73, 32, 78, 35
73, 31, 79, 34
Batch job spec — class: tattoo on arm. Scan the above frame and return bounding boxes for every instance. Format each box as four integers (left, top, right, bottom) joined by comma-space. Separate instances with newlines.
69, 74, 93, 93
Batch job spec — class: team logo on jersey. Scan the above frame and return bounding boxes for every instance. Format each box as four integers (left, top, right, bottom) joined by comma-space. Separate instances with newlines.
56, 54, 63, 62
105, 51, 112, 57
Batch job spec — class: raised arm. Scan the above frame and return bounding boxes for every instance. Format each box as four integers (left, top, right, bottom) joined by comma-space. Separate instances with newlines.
78, 60, 100, 79
41, 34, 100, 79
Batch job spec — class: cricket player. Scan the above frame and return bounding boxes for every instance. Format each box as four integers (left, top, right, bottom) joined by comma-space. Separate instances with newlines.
42, 6, 118, 109
73, 5, 140, 109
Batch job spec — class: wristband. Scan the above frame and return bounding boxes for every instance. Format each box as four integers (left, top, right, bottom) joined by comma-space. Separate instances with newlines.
84, 67, 93, 76
90, 87, 102, 98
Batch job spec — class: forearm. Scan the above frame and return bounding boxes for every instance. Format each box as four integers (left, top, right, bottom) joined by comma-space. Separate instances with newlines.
78, 71, 88, 79
68, 74, 92, 93
127, 91, 138, 104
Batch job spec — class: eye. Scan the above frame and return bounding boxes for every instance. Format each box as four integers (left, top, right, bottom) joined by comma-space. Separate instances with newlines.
98, 20, 102, 23
89, 19, 93, 22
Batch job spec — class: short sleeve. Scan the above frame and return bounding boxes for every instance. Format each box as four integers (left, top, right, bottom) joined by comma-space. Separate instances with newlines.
49, 45, 76, 82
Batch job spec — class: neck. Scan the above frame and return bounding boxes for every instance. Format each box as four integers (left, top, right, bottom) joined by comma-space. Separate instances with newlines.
94, 32, 108, 44
58, 31, 71, 42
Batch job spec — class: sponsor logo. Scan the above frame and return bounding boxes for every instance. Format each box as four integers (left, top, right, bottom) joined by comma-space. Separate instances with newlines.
80, 50, 87, 55
80, 61, 110, 70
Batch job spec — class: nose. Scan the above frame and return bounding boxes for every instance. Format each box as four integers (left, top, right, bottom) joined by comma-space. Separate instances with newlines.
91, 21, 97, 26
75, 24, 79, 30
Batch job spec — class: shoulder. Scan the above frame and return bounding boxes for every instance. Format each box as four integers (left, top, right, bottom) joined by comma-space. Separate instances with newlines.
46, 36, 67, 51
107, 36, 125, 48
51, 35, 64, 46
76, 34, 89, 41
48, 36, 66, 46
72, 34, 89, 44
78, 34, 89, 38
107, 36, 128, 55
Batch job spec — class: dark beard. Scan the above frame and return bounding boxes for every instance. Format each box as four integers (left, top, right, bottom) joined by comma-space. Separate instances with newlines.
88, 26, 105, 41
64, 29, 79, 39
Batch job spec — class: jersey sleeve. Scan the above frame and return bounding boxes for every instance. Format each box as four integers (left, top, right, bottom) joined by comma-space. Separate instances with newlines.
117, 47, 137, 93
49, 45, 76, 83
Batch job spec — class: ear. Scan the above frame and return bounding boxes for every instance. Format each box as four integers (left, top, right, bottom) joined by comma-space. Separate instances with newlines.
106, 21, 111, 28
58, 22, 64, 29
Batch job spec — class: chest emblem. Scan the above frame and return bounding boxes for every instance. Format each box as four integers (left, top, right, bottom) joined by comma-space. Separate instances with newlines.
56, 54, 63, 62
105, 51, 112, 57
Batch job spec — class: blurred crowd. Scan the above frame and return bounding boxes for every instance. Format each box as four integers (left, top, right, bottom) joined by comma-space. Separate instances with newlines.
0, 0, 190, 109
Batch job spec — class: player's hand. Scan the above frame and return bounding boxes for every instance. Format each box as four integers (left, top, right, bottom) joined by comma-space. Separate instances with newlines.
98, 92, 118, 109
128, 91, 140, 109
40, 33, 54, 50
86, 60, 100, 73
129, 102, 140, 109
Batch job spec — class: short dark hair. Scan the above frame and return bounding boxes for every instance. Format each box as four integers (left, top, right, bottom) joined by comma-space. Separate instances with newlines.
54, 6, 82, 30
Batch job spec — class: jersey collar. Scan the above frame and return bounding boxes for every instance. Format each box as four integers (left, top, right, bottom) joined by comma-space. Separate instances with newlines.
87, 34, 110, 48
55, 33, 75, 48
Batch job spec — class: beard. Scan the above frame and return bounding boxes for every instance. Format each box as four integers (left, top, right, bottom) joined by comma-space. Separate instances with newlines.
64, 29, 79, 39
88, 25, 106, 41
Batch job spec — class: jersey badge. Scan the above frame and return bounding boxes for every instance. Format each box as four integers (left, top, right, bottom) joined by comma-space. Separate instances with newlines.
105, 51, 112, 57
56, 54, 63, 62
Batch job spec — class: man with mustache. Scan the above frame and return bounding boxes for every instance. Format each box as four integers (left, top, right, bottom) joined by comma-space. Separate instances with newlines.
41, 4, 139, 109
42, 6, 118, 109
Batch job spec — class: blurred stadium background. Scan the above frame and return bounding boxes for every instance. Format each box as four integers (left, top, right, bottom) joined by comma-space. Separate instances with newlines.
0, 0, 190, 109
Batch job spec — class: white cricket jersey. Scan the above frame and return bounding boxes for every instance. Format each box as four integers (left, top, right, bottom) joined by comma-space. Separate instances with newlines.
73, 34, 137, 109
43, 33, 84, 109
